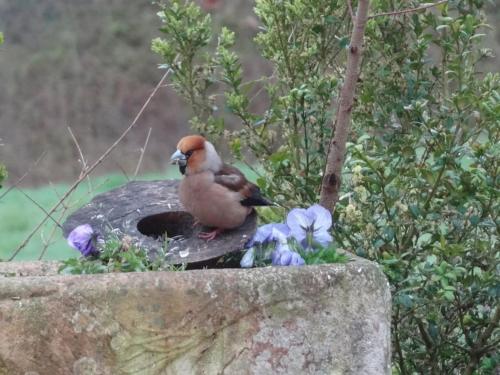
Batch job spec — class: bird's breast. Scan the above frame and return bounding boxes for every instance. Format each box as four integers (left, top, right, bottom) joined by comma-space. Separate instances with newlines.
179, 173, 248, 229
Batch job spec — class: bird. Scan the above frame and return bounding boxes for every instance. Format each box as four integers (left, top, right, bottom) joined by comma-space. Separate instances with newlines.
170, 135, 271, 241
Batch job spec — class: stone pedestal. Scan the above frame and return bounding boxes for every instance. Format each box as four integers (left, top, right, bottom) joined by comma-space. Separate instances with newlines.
0, 259, 391, 374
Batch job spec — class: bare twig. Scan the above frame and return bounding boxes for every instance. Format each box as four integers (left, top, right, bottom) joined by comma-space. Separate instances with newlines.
48, 182, 69, 209
369, 0, 447, 19
67, 126, 88, 177
134, 127, 152, 178
15, 187, 62, 228
38, 208, 68, 260
68, 126, 93, 194
0, 151, 46, 201
319, 0, 370, 210
113, 160, 131, 182
8, 68, 172, 261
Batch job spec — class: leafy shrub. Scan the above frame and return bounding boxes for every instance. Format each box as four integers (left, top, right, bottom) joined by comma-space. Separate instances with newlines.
338, 3, 499, 373
152, 1, 498, 373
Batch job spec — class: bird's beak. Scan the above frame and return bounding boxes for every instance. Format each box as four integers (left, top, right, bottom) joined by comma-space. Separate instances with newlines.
170, 149, 187, 166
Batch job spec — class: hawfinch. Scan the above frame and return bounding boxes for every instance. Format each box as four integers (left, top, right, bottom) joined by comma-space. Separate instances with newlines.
171, 135, 271, 240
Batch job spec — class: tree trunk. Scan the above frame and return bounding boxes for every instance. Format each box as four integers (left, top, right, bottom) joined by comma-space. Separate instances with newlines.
319, 0, 370, 211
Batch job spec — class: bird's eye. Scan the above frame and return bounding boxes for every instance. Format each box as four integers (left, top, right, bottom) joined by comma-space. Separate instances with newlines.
185, 150, 193, 158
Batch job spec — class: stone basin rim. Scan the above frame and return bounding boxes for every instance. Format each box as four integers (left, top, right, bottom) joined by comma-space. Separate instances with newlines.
0, 256, 372, 279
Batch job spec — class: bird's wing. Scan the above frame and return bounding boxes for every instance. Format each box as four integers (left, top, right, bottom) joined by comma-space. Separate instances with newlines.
214, 164, 272, 206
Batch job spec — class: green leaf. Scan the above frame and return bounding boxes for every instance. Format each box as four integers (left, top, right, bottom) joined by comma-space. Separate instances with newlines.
383, 227, 395, 242
458, 155, 475, 171
443, 290, 454, 302
337, 36, 349, 49
409, 204, 421, 218
301, 246, 350, 265
426, 254, 437, 266
417, 233, 433, 248
396, 294, 413, 308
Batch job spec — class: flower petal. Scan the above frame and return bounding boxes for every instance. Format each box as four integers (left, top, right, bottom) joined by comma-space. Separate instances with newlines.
289, 252, 306, 266
271, 223, 291, 243
271, 243, 287, 264
313, 230, 333, 247
271, 248, 281, 265
240, 248, 255, 268
278, 250, 293, 266
67, 224, 98, 257
247, 223, 290, 247
248, 223, 273, 245
286, 208, 311, 243
271, 244, 305, 266
306, 204, 332, 232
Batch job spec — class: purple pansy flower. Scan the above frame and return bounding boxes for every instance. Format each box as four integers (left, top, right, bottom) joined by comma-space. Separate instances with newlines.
241, 223, 292, 267
246, 223, 290, 248
271, 244, 305, 266
286, 204, 332, 248
67, 224, 99, 257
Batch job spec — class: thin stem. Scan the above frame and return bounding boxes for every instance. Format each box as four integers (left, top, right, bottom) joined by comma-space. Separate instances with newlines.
394, 307, 409, 375
416, 317, 439, 374
38, 209, 68, 260
134, 127, 153, 178
68, 126, 93, 195
369, 0, 447, 19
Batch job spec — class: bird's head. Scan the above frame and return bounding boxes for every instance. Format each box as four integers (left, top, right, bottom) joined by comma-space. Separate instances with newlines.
170, 135, 222, 175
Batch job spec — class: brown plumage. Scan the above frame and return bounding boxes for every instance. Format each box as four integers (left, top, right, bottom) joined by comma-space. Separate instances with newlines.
171, 135, 271, 240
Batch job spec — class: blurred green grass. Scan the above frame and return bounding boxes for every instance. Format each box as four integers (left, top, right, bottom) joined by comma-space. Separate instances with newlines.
0, 170, 177, 261
0, 164, 259, 261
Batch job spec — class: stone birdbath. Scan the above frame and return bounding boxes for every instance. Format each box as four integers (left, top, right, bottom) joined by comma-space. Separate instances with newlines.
0, 180, 392, 374
62, 180, 257, 267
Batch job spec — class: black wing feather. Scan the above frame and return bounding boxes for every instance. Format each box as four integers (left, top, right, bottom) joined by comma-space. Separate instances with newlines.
240, 185, 272, 206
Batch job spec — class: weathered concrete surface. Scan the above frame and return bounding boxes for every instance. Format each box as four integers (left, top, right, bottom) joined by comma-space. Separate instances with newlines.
0, 260, 391, 375
0, 260, 60, 277
62, 180, 257, 265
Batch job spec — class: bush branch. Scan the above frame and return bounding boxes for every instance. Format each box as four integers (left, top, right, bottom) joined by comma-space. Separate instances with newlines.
319, 0, 370, 210
464, 305, 500, 375
368, 0, 447, 19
